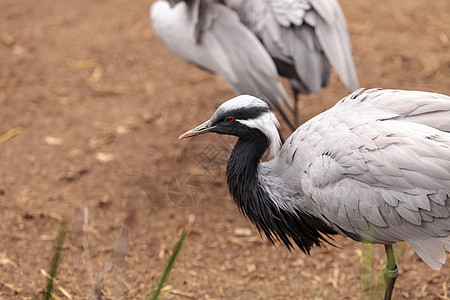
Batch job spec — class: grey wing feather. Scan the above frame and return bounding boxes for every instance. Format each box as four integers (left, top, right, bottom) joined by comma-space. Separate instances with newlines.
264, 0, 331, 94
340, 89, 450, 132
150, 0, 294, 127
192, 0, 202, 42
274, 89, 450, 269
199, 2, 294, 113
225, 0, 359, 93
311, 0, 359, 91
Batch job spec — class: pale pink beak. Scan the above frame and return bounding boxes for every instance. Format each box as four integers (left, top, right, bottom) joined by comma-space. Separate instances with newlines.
179, 121, 214, 139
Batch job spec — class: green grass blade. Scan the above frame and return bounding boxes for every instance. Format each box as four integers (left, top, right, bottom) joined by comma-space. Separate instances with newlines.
42, 219, 69, 300
146, 230, 188, 300
360, 229, 406, 300
360, 242, 374, 300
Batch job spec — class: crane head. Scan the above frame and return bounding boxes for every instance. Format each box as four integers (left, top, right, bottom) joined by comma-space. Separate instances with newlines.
179, 95, 281, 158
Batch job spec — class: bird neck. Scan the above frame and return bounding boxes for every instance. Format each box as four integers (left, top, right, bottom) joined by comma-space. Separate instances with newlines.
227, 134, 268, 184
226, 133, 336, 253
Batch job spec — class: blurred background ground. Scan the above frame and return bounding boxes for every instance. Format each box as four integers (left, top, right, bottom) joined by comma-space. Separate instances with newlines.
0, 0, 449, 299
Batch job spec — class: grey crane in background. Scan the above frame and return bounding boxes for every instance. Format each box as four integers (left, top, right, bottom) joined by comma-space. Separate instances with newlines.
179, 89, 450, 300
221, 0, 360, 124
151, 0, 296, 130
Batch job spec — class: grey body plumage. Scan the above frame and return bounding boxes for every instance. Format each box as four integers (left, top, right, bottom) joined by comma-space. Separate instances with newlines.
180, 89, 450, 299
225, 121, 337, 252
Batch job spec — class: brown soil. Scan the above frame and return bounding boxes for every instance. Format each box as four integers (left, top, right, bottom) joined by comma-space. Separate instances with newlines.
0, 0, 449, 299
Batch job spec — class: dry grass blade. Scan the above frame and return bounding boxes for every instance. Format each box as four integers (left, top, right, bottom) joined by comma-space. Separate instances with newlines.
0, 127, 22, 144
68, 59, 97, 69
42, 219, 69, 300
146, 230, 188, 300
89, 263, 109, 300
39, 270, 72, 299
83, 205, 94, 287
170, 289, 195, 298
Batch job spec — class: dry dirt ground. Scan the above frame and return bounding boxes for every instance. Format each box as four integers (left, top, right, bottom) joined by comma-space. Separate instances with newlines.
0, 0, 449, 299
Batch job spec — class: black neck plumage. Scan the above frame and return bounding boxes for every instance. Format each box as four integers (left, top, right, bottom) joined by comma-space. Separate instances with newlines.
226, 130, 337, 254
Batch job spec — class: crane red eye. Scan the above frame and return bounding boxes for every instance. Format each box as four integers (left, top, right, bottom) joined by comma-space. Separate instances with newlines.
226, 117, 235, 123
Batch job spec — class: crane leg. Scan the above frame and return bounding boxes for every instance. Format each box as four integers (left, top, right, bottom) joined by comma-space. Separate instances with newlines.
384, 244, 398, 300
293, 89, 299, 127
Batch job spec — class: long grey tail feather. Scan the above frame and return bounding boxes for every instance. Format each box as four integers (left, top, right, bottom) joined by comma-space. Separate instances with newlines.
409, 237, 449, 270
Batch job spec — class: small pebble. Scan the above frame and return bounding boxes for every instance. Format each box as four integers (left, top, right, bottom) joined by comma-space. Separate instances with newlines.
247, 264, 256, 273
234, 227, 252, 237
115, 125, 129, 135
44, 136, 63, 146
12, 45, 24, 56
95, 152, 114, 163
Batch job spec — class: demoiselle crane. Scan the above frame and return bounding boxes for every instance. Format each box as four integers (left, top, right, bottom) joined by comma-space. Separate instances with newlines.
221, 0, 360, 124
179, 89, 450, 300
150, 0, 296, 130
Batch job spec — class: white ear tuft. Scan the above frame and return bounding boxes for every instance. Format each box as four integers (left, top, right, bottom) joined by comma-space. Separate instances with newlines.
239, 111, 281, 159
